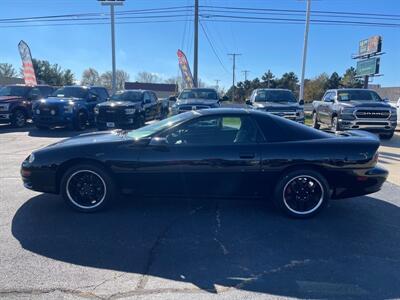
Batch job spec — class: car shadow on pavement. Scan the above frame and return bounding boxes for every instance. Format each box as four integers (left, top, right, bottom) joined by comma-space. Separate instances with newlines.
12, 194, 400, 299
0, 123, 33, 134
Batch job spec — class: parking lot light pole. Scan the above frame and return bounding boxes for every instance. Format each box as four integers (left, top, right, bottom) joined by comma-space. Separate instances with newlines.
299, 0, 311, 102
98, 0, 124, 94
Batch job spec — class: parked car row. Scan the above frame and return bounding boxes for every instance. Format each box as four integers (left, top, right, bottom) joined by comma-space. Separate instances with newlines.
0, 84, 169, 131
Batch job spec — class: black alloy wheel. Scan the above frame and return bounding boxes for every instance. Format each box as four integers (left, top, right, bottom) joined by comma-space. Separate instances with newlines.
74, 111, 88, 131
11, 110, 27, 128
61, 164, 115, 212
274, 170, 329, 218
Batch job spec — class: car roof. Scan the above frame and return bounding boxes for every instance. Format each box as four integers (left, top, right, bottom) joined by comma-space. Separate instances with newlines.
327, 88, 376, 92
255, 88, 291, 92
197, 107, 252, 115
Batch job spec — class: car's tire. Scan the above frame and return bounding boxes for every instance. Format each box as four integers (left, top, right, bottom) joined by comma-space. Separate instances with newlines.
35, 124, 49, 130
274, 169, 329, 218
60, 163, 116, 213
134, 114, 145, 129
380, 132, 394, 140
73, 111, 88, 131
312, 112, 320, 129
332, 116, 340, 131
11, 110, 27, 128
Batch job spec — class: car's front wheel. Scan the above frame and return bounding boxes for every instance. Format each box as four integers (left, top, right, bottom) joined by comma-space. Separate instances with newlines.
61, 164, 115, 212
332, 116, 340, 131
312, 112, 320, 129
73, 111, 88, 131
274, 169, 329, 218
11, 110, 27, 128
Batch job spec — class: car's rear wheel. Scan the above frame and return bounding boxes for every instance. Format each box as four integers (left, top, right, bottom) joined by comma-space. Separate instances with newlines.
312, 112, 320, 129
61, 164, 115, 212
274, 169, 329, 218
11, 110, 27, 128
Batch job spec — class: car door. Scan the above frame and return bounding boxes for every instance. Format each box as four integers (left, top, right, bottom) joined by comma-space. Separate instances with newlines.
320, 92, 334, 124
135, 114, 262, 197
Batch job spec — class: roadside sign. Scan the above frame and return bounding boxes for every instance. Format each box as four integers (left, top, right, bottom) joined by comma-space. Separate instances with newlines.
356, 57, 380, 77
358, 36, 382, 56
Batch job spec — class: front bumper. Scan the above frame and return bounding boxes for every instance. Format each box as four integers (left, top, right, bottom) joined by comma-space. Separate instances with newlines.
33, 114, 73, 127
96, 118, 135, 129
331, 165, 388, 199
0, 113, 11, 123
21, 160, 57, 193
338, 118, 396, 133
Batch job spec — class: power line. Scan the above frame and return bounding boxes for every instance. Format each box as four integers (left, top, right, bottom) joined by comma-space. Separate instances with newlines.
199, 21, 229, 73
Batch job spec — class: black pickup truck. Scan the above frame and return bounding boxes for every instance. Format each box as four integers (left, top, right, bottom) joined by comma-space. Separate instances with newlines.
0, 84, 54, 127
312, 89, 397, 139
95, 89, 169, 130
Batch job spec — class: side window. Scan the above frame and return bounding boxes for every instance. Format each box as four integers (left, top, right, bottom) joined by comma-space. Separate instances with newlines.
143, 92, 151, 103
97, 88, 109, 101
323, 92, 333, 102
164, 115, 258, 146
151, 92, 157, 102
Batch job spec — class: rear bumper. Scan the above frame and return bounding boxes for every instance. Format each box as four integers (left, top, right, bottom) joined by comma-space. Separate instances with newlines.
331, 165, 388, 199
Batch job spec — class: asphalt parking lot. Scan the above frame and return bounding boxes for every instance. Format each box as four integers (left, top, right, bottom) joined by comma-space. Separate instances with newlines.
1, 124, 400, 299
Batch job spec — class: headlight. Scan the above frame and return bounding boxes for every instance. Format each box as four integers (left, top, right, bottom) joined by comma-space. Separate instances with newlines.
28, 153, 35, 164
341, 108, 354, 114
64, 106, 74, 114
391, 107, 397, 115
0, 103, 10, 111
125, 108, 135, 115
94, 107, 99, 114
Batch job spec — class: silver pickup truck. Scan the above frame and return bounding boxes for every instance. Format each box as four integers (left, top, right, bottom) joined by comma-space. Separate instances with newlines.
312, 89, 397, 139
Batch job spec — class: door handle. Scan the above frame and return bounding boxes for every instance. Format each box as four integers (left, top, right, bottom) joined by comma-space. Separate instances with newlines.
239, 152, 255, 159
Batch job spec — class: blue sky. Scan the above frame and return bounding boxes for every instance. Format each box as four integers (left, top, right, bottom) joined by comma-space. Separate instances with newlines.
1, 0, 399, 89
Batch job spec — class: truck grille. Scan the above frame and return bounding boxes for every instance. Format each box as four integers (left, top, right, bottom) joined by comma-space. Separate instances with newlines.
39, 105, 59, 116
268, 111, 297, 120
355, 109, 390, 119
97, 107, 126, 122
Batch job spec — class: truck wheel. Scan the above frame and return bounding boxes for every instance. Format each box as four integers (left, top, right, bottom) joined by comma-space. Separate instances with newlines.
73, 111, 88, 131
312, 112, 320, 129
380, 132, 394, 140
11, 110, 27, 128
134, 114, 145, 129
332, 116, 340, 131
274, 169, 329, 218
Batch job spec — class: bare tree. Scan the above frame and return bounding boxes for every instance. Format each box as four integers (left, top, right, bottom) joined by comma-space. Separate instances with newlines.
81, 68, 100, 86
100, 70, 130, 91
0, 63, 18, 78
135, 71, 162, 83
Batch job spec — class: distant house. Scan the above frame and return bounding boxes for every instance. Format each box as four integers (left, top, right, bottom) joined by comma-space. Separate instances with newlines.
0, 77, 24, 86
369, 84, 400, 103
124, 82, 178, 99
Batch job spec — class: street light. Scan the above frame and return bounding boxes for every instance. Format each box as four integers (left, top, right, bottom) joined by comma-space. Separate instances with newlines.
98, 0, 124, 94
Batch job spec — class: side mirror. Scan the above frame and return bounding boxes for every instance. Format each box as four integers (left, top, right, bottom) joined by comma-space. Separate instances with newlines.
168, 96, 177, 102
382, 98, 390, 103
245, 99, 252, 105
149, 137, 168, 147
299, 99, 305, 105
89, 94, 98, 102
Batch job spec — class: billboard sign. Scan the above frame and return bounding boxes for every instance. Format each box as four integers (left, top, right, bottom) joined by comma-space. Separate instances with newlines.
356, 57, 380, 77
18, 40, 37, 86
177, 49, 194, 88
358, 35, 382, 56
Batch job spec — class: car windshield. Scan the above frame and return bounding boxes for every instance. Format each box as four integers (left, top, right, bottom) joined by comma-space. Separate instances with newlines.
127, 111, 196, 140
178, 89, 218, 100
51, 87, 88, 98
337, 90, 382, 102
111, 91, 142, 102
255, 90, 297, 103
0, 86, 30, 97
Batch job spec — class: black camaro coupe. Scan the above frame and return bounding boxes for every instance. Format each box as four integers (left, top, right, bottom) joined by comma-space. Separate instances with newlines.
21, 108, 388, 218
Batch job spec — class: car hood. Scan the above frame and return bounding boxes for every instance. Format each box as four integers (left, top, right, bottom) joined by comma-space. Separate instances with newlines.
254, 102, 301, 110
97, 101, 140, 108
41, 97, 86, 105
340, 101, 392, 108
0, 96, 25, 103
176, 99, 219, 106
47, 130, 129, 148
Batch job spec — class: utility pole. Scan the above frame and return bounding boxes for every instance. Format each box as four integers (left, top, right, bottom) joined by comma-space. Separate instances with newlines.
99, 0, 124, 94
299, 0, 311, 101
228, 53, 241, 101
193, 0, 199, 87
215, 79, 220, 90
242, 70, 250, 81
